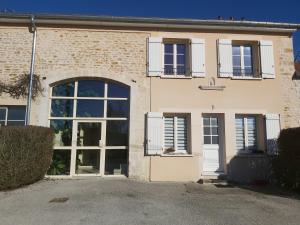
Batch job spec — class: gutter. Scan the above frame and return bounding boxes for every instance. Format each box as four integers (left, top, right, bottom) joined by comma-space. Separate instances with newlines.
25, 15, 37, 125
0, 13, 299, 33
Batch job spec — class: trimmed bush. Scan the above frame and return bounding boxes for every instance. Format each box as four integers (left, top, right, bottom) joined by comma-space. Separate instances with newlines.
272, 127, 300, 191
0, 126, 54, 190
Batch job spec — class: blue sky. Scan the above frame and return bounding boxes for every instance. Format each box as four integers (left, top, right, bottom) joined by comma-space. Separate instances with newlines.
1, 0, 300, 59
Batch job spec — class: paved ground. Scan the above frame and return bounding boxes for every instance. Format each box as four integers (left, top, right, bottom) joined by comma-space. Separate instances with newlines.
0, 179, 300, 225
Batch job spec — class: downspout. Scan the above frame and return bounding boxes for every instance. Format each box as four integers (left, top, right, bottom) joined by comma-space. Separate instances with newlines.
25, 15, 37, 125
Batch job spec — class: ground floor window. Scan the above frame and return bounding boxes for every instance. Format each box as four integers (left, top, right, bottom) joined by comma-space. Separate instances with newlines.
163, 115, 188, 153
0, 106, 26, 126
235, 115, 257, 153
47, 79, 129, 176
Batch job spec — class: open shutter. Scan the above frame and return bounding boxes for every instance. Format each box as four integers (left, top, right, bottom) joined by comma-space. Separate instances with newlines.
191, 38, 205, 77
260, 40, 275, 79
265, 114, 281, 155
218, 39, 233, 77
147, 37, 162, 76
146, 112, 163, 155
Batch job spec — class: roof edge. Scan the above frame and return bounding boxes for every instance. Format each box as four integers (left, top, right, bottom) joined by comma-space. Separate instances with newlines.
0, 13, 299, 33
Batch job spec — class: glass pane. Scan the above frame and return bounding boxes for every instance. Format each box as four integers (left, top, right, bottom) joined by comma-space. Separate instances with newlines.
106, 120, 128, 146
244, 56, 253, 67
107, 100, 129, 118
164, 54, 173, 65
204, 127, 211, 135
244, 46, 252, 56
211, 118, 218, 126
7, 107, 26, 120
107, 83, 129, 98
233, 56, 241, 67
0, 108, 6, 120
76, 150, 100, 174
203, 117, 210, 126
177, 66, 186, 75
177, 54, 185, 65
105, 149, 127, 175
212, 136, 219, 144
50, 120, 72, 146
232, 46, 241, 55
164, 44, 173, 54
76, 100, 104, 117
77, 80, 104, 97
6, 121, 25, 126
212, 127, 218, 135
47, 150, 71, 175
177, 44, 186, 54
204, 136, 211, 144
52, 82, 74, 97
51, 99, 73, 117
77, 122, 102, 146
164, 65, 174, 75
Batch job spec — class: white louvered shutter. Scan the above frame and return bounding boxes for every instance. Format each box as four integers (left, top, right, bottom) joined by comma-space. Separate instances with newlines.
235, 117, 245, 152
218, 39, 233, 77
191, 38, 205, 77
176, 117, 188, 152
247, 117, 257, 151
265, 114, 281, 155
146, 112, 163, 155
260, 40, 275, 79
147, 37, 163, 76
164, 117, 175, 150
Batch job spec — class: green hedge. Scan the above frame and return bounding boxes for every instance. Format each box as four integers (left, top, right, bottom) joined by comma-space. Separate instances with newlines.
0, 126, 54, 190
272, 127, 300, 191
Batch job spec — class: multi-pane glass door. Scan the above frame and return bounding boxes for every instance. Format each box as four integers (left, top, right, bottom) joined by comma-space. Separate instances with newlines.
47, 79, 129, 177
73, 121, 104, 175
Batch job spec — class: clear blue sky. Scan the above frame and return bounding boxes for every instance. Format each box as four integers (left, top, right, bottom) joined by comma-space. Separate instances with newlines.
1, 0, 300, 59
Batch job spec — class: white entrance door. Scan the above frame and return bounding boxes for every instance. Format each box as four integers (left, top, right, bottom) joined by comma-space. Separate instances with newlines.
202, 115, 223, 174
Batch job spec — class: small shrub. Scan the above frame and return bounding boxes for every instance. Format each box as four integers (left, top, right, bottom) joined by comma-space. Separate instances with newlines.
272, 127, 300, 191
0, 126, 54, 190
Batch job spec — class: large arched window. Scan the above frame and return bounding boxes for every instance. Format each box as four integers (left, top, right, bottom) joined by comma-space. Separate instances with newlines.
47, 79, 130, 177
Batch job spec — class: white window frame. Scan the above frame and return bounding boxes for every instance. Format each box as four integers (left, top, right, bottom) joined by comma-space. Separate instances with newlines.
163, 115, 189, 154
0, 106, 26, 126
232, 45, 254, 77
48, 80, 130, 177
235, 115, 258, 154
203, 116, 219, 145
162, 41, 189, 77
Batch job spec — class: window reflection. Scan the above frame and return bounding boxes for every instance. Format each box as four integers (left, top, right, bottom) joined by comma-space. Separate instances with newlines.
106, 120, 128, 146
76, 150, 100, 174
107, 83, 129, 98
76, 100, 104, 117
47, 150, 71, 175
50, 120, 72, 146
77, 80, 105, 97
107, 100, 129, 118
52, 82, 74, 97
105, 149, 127, 175
51, 99, 73, 117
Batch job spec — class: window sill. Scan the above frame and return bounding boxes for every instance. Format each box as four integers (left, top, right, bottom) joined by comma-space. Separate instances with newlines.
161, 153, 193, 157
160, 75, 192, 79
231, 77, 262, 80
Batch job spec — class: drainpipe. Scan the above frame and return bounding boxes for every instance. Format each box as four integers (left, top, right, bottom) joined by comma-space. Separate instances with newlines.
25, 15, 37, 125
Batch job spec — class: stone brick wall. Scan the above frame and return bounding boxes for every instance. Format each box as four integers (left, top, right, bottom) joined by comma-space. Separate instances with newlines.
0, 26, 151, 180
279, 37, 300, 128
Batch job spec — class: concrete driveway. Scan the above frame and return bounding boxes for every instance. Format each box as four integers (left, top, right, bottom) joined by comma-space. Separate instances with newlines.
0, 178, 299, 225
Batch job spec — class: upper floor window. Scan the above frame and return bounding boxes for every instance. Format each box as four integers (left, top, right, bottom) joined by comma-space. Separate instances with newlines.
163, 41, 188, 76
232, 45, 254, 77
0, 106, 26, 126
